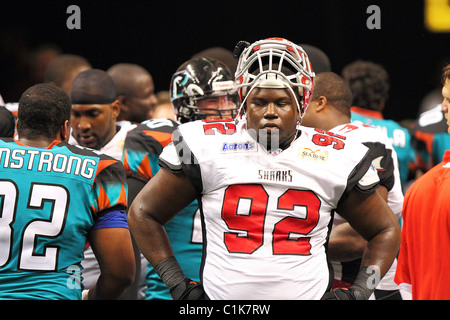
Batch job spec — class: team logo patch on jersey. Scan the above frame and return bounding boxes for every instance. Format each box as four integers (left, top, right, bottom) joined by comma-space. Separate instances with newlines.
298, 147, 328, 163
372, 156, 387, 171
358, 164, 379, 189
221, 141, 256, 153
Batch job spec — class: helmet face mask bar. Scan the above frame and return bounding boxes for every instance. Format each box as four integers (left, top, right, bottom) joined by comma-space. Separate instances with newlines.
191, 91, 239, 120
234, 38, 315, 122
170, 58, 239, 123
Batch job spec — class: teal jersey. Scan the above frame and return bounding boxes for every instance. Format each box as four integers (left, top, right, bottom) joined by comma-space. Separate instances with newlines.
123, 119, 203, 300
351, 107, 416, 187
432, 133, 450, 165
0, 139, 128, 299
411, 106, 450, 171
413, 131, 450, 170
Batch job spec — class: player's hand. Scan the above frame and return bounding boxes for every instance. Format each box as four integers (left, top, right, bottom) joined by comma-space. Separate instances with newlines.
170, 277, 209, 300
321, 288, 357, 300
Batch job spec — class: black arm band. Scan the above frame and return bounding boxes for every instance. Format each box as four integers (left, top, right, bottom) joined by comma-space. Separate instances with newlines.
154, 256, 186, 291
351, 266, 379, 300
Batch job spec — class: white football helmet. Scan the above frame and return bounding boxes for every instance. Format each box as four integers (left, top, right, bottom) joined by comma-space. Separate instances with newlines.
234, 37, 315, 121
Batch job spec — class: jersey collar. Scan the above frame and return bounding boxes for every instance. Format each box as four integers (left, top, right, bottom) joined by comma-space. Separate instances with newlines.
350, 106, 384, 119
14, 139, 62, 149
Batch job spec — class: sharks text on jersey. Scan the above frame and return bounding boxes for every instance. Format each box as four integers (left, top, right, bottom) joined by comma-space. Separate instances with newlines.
258, 169, 293, 182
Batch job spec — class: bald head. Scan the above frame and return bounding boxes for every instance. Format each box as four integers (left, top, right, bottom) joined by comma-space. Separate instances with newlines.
107, 63, 157, 122
44, 54, 92, 95
70, 69, 117, 105
107, 63, 151, 97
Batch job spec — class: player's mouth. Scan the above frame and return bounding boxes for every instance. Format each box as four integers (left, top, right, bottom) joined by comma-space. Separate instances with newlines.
261, 123, 280, 132
78, 135, 96, 146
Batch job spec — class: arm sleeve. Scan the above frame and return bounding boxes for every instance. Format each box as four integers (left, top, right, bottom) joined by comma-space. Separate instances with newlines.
362, 141, 395, 191
159, 128, 203, 193
158, 142, 183, 173
91, 209, 129, 230
90, 158, 128, 218
122, 126, 163, 182
338, 149, 380, 206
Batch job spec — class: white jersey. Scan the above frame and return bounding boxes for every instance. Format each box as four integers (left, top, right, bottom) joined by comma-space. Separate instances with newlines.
160, 119, 379, 300
69, 121, 137, 161
332, 122, 403, 219
331, 122, 404, 293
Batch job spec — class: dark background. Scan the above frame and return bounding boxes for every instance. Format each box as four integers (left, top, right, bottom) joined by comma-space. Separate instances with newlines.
1, 0, 449, 122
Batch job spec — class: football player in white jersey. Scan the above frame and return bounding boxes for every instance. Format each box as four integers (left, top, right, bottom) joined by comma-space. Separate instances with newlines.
128, 38, 401, 300
302, 72, 405, 299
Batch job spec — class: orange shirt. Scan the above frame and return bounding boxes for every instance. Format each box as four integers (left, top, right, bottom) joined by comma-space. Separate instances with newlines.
395, 150, 450, 299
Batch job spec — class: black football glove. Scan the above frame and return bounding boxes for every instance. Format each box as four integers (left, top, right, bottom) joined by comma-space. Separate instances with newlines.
170, 277, 209, 300
322, 267, 378, 300
321, 286, 373, 300
321, 288, 357, 300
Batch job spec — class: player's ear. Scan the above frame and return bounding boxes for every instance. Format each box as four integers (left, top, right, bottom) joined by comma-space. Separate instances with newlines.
115, 95, 128, 117
311, 96, 327, 112
59, 120, 71, 141
316, 96, 328, 111
111, 99, 121, 120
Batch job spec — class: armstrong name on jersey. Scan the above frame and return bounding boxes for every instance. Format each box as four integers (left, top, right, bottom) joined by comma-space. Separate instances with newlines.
0, 147, 97, 179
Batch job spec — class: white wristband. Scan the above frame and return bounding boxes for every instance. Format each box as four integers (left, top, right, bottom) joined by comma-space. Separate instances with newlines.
82, 289, 89, 300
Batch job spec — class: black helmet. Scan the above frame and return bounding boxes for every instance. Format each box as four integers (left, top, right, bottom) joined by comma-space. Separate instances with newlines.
170, 57, 239, 123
